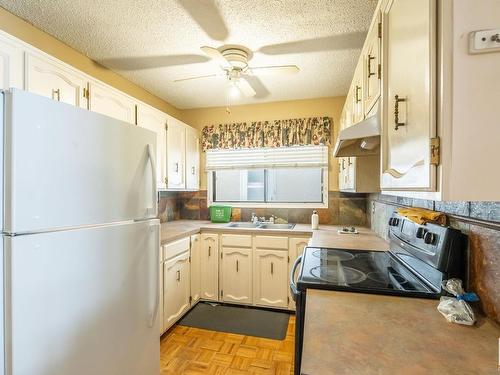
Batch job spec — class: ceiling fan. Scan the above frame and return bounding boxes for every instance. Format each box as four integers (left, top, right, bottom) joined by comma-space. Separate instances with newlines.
173, 45, 299, 97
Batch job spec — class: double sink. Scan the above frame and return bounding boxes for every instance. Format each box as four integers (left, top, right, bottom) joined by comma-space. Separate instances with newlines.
226, 222, 296, 230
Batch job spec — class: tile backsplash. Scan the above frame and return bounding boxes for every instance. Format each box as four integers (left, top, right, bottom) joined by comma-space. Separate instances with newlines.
158, 190, 368, 226
367, 193, 500, 325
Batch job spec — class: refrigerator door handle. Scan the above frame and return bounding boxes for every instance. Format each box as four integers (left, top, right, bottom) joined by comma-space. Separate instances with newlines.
149, 224, 160, 328
146, 144, 157, 216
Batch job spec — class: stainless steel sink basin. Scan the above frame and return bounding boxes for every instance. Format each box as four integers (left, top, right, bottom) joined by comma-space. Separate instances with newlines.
258, 223, 296, 230
225, 222, 296, 230
226, 222, 260, 228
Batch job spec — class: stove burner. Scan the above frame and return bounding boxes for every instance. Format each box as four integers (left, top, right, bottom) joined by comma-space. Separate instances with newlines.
310, 266, 367, 284
312, 249, 354, 262
366, 271, 388, 284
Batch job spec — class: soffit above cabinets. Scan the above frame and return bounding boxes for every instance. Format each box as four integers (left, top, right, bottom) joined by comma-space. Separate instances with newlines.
0, 0, 377, 109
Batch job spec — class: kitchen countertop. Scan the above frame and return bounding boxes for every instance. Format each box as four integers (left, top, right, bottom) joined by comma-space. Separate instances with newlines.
160, 220, 389, 251
301, 289, 500, 375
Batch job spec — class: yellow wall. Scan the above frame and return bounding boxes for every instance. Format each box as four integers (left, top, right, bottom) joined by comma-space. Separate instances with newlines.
0, 7, 182, 119
181, 96, 346, 190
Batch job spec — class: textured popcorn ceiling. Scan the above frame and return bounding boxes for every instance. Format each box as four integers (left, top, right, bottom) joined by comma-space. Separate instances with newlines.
1, 0, 377, 109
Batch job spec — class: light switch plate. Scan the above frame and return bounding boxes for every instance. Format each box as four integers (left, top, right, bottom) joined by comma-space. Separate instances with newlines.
469, 28, 500, 54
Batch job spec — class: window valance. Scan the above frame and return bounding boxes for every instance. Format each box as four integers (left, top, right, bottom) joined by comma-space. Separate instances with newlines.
201, 117, 332, 151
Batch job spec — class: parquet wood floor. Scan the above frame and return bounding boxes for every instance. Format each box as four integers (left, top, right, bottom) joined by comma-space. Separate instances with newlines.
160, 315, 295, 375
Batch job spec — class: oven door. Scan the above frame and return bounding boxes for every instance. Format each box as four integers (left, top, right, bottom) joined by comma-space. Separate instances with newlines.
290, 255, 305, 375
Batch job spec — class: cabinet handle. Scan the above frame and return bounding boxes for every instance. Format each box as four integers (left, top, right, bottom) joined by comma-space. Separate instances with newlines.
174, 162, 179, 173
176, 270, 180, 282
236, 260, 239, 272
394, 95, 407, 131
191, 166, 195, 175
208, 246, 211, 257
348, 158, 353, 166
52, 88, 60, 101
355, 85, 361, 103
341, 159, 345, 170
367, 55, 376, 77
164, 176, 168, 185
271, 262, 274, 275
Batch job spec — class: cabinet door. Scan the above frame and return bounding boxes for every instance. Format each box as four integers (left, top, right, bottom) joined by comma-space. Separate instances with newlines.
288, 238, 309, 310
381, 0, 437, 190
364, 12, 381, 115
137, 103, 168, 189
221, 248, 252, 305
163, 251, 190, 331
185, 126, 200, 191
254, 249, 288, 308
88, 81, 136, 123
190, 234, 201, 304
0, 33, 24, 90
26, 53, 87, 108
200, 233, 219, 301
159, 248, 164, 335
166, 117, 186, 189
351, 60, 364, 124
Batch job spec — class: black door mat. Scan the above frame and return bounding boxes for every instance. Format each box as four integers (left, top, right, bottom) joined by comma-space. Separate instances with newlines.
177, 302, 290, 340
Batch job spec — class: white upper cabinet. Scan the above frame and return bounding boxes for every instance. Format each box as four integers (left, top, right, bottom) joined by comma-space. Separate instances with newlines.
381, 0, 437, 191
351, 60, 364, 124
185, 126, 200, 191
88, 81, 136, 124
166, 117, 186, 189
0, 32, 24, 90
25, 53, 87, 108
137, 103, 168, 189
364, 12, 381, 115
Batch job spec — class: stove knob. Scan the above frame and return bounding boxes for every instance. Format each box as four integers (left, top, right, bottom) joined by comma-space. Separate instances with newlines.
416, 227, 427, 239
424, 232, 436, 245
388, 218, 394, 226
392, 218, 399, 226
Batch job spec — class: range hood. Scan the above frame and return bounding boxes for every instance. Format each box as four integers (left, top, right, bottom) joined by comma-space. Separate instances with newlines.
332, 105, 381, 158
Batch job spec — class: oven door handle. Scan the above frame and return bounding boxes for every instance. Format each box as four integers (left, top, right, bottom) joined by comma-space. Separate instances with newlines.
289, 255, 303, 301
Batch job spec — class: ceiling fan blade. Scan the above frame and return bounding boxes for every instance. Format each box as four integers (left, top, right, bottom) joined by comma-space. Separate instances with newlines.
200, 46, 232, 69
249, 65, 300, 76
177, 0, 229, 41
173, 73, 219, 82
99, 54, 209, 71
258, 32, 366, 55
241, 76, 270, 99
236, 77, 257, 97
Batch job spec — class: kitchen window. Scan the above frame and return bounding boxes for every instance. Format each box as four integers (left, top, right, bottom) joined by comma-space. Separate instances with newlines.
207, 146, 328, 208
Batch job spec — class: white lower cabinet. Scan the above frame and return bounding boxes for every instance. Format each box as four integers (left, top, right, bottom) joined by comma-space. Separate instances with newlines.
158, 247, 164, 335
200, 233, 219, 301
190, 234, 201, 304
288, 237, 309, 310
163, 250, 190, 332
221, 247, 252, 304
254, 248, 289, 309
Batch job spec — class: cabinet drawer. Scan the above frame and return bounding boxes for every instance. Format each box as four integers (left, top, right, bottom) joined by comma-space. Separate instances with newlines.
254, 236, 289, 250
163, 236, 190, 261
221, 234, 252, 248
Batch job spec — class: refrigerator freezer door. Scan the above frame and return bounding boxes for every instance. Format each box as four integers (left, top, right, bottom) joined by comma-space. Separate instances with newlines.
3, 220, 160, 375
2, 89, 157, 234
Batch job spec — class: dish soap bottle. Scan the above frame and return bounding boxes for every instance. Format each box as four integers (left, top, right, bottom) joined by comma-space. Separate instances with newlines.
311, 210, 319, 230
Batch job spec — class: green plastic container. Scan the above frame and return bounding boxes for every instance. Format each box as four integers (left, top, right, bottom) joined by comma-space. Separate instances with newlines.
209, 205, 232, 223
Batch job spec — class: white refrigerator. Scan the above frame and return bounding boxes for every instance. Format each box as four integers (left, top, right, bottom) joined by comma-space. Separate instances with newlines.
0, 89, 160, 375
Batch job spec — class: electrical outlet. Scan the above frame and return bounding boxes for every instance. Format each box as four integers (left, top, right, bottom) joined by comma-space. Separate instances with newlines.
469, 28, 500, 54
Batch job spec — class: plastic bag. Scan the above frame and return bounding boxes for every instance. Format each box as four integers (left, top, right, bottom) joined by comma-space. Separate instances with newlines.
437, 279, 479, 326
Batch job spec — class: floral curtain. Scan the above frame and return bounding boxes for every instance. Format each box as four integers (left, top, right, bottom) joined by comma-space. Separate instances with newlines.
201, 117, 332, 150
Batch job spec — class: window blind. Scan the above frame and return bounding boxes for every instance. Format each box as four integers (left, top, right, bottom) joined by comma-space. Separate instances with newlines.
205, 146, 329, 170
